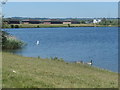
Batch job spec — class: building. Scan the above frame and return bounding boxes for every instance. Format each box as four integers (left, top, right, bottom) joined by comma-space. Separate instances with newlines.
51, 21, 63, 24
43, 20, 51, 24
63, 20, 71, 24
93, 19, 98, 24
22, 20, 30, 24
71, 21, 80, 24
22, 19, 41, 24
4, 18, 84, 25
8, 19, 21, 24
98, 19, 101, 23
93, 19, 101, 24
43, 19, 63, 24
29, 20, 41, 24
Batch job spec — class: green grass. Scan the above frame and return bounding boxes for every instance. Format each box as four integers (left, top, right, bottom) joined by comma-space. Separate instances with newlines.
4, 24, 118, 29
2, 52, 118, 88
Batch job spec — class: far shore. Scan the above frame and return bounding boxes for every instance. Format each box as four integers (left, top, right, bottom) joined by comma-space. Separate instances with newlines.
3, 24, 118, 29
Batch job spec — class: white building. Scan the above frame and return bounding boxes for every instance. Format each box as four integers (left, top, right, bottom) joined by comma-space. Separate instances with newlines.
93, 19, 101, 24
98, 19, 101, 23
93, 19, 97, 24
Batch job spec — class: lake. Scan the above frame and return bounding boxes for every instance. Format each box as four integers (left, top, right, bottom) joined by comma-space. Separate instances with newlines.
4, 27, 118, 72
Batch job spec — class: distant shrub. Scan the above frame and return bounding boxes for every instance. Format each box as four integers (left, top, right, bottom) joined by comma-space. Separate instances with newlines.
38, 56, 41, 59
68, 24, 70, 27
14, 25, 19, 28
3, 38, 24, 49
37, 25, 40, 28
80, 20, 86, 24
20, 25, 22, 28
1, 31, 24, 50
50, 56, 58, 60
50, 56, 64, 62
11, 25, 14, 28
1, 31, 8, 48
59, 58, 64, 62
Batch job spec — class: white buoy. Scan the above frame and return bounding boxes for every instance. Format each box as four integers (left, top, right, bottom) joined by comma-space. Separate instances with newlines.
36, 40, 40, 45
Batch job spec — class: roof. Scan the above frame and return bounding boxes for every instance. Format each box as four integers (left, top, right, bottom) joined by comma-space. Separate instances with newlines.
22, 19, 41, 21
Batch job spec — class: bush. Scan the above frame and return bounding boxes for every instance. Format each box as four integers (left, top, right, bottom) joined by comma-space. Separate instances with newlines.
68, 24, 70, 27
38, 56, 41, 59
3, 38, 24, 49
1, 31, 8, 47
50, 56, 64, 62
14, 25, 19, 28
37, 25, 40, 28
1, 31, 24, 50
11, 25, 14, 28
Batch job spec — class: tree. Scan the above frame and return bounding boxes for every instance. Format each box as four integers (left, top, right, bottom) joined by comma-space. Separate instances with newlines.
11, 25, 14, 28
80, 20, 86, 24
14, 25, 19, 28
68, 24, 70, 27
99, 18, 118, 26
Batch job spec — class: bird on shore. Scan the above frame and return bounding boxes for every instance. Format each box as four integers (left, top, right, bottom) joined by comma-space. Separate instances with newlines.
86, 60, 93, 66
36, 40, 40, 45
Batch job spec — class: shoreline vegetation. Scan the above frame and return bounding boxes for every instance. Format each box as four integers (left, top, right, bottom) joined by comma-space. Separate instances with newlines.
1, 31, 24, 49
3, 52, 118, 88
3, 24, 118, 29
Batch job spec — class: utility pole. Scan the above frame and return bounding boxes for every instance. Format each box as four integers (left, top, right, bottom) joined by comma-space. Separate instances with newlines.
0, 0, 7, 90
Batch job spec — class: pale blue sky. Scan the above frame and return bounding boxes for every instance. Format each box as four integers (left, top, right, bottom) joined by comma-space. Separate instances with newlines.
3, 2, 118, 18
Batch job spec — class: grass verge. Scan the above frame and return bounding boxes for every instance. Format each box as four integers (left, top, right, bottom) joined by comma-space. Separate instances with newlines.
2, 52, 118, 88
4, 24, 118, 29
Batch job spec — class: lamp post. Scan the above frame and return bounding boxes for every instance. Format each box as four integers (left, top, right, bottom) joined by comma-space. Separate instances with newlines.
0, 0, 7, 29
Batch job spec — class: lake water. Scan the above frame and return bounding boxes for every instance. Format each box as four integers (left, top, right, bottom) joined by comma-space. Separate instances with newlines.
4, 27, 118, 72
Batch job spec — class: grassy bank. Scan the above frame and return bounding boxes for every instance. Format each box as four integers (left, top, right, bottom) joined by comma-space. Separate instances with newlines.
2, 52, 118, 88
4, 24, 118, 28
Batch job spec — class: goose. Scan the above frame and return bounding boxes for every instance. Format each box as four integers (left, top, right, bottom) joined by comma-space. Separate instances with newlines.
86, 60, 93, 66
36, 40, 40, 45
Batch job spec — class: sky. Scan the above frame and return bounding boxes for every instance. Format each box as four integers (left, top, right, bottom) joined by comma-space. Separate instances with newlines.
5, 0, 120, 2
2, 2, 118, 18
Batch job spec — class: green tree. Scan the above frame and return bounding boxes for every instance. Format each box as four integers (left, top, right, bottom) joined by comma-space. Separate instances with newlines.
68, 24, 70, 27
11, 25, 14, 28
80, 20, 86, 24
14, 25, 19, 28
